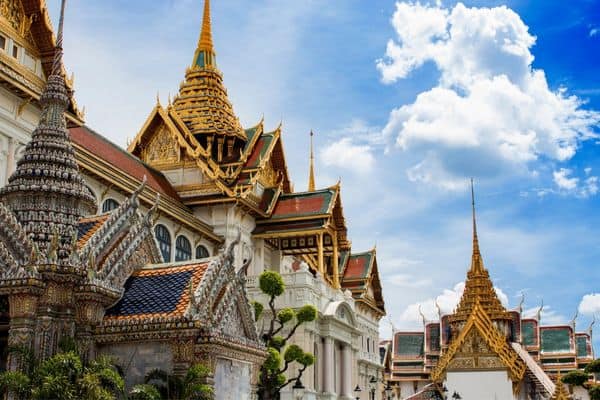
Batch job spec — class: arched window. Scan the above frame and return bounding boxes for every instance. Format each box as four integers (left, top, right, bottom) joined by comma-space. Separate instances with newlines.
102, 198, 119, 213
154, 224, 171, 262
195, 245, 209, 259
175, 236, 192, 262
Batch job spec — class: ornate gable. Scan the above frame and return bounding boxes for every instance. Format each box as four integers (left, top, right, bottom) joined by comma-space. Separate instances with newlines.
431, 302, 526, 385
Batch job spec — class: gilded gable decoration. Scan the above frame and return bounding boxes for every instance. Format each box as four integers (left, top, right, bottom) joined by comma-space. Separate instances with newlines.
143, 125, 180, 165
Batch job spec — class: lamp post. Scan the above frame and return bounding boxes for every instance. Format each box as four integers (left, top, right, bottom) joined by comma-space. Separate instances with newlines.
292, 378, 305, 400
354, 384, 362, 400
384, 381, 392, 400
369, 376, 377, 400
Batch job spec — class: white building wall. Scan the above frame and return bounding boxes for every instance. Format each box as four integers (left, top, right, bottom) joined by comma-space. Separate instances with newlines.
446, 370, 514, 400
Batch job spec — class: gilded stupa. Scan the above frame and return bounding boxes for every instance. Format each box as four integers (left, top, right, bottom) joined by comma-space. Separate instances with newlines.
171, 0, 246, 162
448, 180, 512, 324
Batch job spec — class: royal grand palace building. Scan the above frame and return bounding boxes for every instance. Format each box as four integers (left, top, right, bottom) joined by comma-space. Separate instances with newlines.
0, 1, 386, 399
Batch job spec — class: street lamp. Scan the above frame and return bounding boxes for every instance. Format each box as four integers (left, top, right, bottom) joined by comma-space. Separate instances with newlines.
292, 378, 305, 400
369, 376, 377, 400
354, 384, 362, 400
384, 382, 392, 400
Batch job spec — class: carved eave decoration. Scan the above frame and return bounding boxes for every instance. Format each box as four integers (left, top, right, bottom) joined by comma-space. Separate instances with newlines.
96, 231, 262, 352
431, 302, 526, 388
0, 0, 83, 122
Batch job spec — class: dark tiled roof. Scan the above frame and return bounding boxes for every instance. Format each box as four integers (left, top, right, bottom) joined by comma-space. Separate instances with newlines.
104, 263, 208, 321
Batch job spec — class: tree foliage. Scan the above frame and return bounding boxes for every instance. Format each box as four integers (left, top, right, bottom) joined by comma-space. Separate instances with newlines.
590, 385, 600, 400
0, 347, 124, 400
255, 270, 318, 400
561, 370, 589, 387
141, 364, 213, 400
586, 359, 600, 374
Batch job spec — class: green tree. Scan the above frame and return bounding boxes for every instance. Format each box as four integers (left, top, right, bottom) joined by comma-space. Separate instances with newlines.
142, 364, 213, 400
0, 346, 124, 400
586, 359, 600, 374
589, 385, 600, 400
254, 270, 317, 400
561, 370, 589, 387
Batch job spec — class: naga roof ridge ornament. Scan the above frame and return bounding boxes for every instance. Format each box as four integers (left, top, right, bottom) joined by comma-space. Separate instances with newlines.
0, 0, 96, 263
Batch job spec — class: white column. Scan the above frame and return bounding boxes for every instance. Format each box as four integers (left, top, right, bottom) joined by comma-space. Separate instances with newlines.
323, 337, 335, 394
341, 344, 353, 398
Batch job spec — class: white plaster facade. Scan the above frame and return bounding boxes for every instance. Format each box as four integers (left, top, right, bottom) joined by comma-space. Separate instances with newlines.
247, 266, 384, 400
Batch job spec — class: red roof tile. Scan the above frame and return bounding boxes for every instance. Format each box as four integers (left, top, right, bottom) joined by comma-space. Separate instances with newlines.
70, 126, 180, 200
271, 191, 333, 219
344, 253, 371, 279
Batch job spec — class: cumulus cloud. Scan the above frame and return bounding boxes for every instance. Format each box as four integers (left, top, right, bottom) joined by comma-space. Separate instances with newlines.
553, 168, 578, 190
397, 281, 509, 328
321, 137, 375, 174
579, 293, 600, 315
377, 1, 600, 189
552, 168, 599, 197
523, 305, 568, 325
590, 28, 599, 37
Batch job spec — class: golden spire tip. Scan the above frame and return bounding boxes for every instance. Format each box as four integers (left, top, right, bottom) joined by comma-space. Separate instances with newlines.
308, 130, 316, 192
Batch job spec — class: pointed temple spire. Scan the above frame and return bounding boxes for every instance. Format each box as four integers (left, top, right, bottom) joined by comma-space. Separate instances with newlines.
193, 0, 216, 69
448, 180, 510, 323
0, 0, 96, 262
470, 178, 484, 274
173, 0, 246, 145
308, 130, 316, 191
550, 372, 571, 400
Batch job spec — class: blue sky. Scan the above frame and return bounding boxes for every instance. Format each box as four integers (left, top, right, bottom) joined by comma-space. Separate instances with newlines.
49, 0, 600, 348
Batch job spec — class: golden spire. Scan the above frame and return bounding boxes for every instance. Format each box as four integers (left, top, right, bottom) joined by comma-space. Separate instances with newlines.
448, 180, 510, 323
173, 0, 246, 144
470, 178, 484, 274
308, 130, 316, 191
192, 0, 216, 68
550, 372, 571, 400
199, 0, 213, 52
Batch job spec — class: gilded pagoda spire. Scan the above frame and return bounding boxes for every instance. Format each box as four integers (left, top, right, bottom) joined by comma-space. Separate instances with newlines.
550, 372, 571, 400
172, 0, 246, 153
0, 0, 95, 262
448, 180, 510, 323
198, 0, 213, 54
470, 178, 484, 274
308, 130, 316, 191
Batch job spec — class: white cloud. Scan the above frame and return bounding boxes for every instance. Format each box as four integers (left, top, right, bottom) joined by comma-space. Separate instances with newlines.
321, 137, 375, 174
590, 28, 599, 37
579, 293, 600, 315
377, 1, 600, 190
397, 281, 509, 328
553, 168, 578, 190
523, 305, 568, 325
552, 168, 599, 197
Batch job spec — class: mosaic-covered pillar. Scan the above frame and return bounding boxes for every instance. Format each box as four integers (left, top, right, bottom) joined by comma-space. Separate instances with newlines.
7, 293, 38, 371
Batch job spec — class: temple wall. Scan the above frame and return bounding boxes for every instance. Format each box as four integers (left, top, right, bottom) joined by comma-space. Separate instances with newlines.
446, 370, 514, 400
214, 357, 252, 400
99, 341, 173, 389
